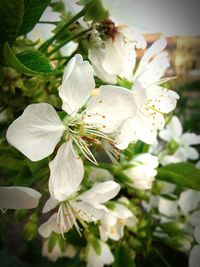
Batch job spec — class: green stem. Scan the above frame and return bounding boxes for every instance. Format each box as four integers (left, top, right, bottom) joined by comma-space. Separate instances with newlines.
39, 9, 85, 52
38, 21, 58, 25
154, 248, 172, 267
47, 28, 91, 57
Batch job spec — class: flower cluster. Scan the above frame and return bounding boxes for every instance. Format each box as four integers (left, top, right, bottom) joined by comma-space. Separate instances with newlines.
1, 1, 200, 267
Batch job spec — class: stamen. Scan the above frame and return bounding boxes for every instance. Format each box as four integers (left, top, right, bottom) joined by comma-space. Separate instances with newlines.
72, 136, 98, 165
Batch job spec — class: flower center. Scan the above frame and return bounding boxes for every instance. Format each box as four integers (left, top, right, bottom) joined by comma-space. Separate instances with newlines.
167, 139, 180, 154
63, 112, 114, 164
57, 201, 88, 238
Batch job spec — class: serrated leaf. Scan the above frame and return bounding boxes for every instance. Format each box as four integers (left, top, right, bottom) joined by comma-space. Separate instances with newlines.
3, 42, 54, 75
18, 0, 51, 36
17, 51, 53, 73
0, 0, 24, 50
156, 162, 200, 191
113, 246, 136, 267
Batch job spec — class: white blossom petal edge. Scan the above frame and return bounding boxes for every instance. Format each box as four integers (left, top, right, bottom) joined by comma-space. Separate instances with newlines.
0, 186, 41, 210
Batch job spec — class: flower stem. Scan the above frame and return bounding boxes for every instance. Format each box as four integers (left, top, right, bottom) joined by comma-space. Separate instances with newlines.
154, 248, 172, 267
39, 9, 85, 52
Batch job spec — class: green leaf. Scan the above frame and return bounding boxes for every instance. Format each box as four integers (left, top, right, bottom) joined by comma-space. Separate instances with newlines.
113, 246, 136, 267
3, 42, 54, 75
18, 0, 51, 36
156, 162, 200, 191
0, 0, 24, 49
17, 51, 53, 72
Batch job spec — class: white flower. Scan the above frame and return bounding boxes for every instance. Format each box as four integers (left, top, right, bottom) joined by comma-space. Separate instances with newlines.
189, 225, 200, 267
65, 0, 146, 84
7, 54, 136, 201
38, 181, 120, 237
115, 38, 179, 149
159, 116, 200, 165
42, 240, 76, 262
158, 189, 200, 227
87, 240, 114, 267
0, 186, 41, 210
99, 202, 137, 241
89, 26, 146, 84
123, 153, 159, 190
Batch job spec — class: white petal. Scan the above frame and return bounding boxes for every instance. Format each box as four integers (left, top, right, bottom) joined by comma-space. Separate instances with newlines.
38, 213, 62, 238
124, 165, 156, 190
84, 85, 137, 133
60, 41, 78, 57
99, 32, 138, 81
159, 116, 182, 141
6, 103, 65, 161
158, 197, 178, 217
87, 241, 114, 267
101, 212, 117, 228
59, 54, 95, 115
102, 33, 126, 75
88, 47, 117, 84
42, 241, 62, 262
134, 38, 167, 79
77, 181, 120, 204
49, 141, 84, 202
159, 152, 184, 166
115, 117, 138, 150
43, 197, 59, 213
146, 85, 179, 114
133, 108, 164, 144
134, 153, 159, 168
0, 186, 41, 210
104, 224, 123, 241
131, 83, 167, 144
115, 203, 137, 221
180, 133, 200, 146
121, 27, 147, 49
135, 52, 170, 86
98, 242, 114, 265
189, 245, 200, 267
71, 201, 105, 222
178, 190, 200, 213
183, 146, 199, 160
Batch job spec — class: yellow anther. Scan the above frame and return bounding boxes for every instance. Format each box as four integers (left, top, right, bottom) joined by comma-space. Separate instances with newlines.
91, 88, 99, 96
